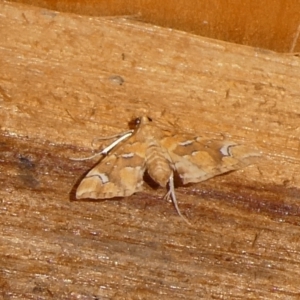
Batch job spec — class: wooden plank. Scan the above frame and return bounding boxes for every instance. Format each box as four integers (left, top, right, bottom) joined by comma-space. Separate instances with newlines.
9, 0, 300, 52
1, 2, 300, 299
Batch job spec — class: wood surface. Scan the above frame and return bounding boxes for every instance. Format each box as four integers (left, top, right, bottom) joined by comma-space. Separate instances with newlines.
10, 0, 300, 53
1, 1, 300, 299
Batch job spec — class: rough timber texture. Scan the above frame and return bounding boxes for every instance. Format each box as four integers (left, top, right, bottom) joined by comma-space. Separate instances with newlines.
9, 0, 300, 53
1, 1, 300, 299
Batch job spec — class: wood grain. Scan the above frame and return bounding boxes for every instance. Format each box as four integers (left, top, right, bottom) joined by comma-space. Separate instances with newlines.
1, 2, 300, 299
9, 0, 300, 52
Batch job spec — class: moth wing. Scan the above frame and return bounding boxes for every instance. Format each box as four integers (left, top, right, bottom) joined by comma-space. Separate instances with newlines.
161, 135, 260, 184
76, 141, 147, 199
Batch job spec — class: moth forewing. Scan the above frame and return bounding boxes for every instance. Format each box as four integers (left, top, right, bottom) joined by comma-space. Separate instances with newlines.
76, 136, 147, 200
161, 136, 260, 185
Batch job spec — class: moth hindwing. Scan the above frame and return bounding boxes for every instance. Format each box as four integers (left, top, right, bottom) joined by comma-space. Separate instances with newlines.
75, 116, 259, 224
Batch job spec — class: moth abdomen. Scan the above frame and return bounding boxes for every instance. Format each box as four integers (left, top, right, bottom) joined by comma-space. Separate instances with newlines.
145, 144, 173, 187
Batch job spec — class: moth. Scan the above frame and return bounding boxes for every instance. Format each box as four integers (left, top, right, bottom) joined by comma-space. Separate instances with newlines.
74, 116, 259, 224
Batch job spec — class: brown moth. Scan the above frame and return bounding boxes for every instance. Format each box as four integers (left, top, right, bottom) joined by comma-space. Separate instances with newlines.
75, 116, 259, 224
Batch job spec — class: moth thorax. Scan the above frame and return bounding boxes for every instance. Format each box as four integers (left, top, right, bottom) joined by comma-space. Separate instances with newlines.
145, 145, 173, 187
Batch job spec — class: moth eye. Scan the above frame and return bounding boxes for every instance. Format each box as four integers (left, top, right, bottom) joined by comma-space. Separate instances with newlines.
135, 118, 141, 125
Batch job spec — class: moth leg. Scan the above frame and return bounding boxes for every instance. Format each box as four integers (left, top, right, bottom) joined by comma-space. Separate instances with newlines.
70, 130, 134, 161
166, 174, 191, 226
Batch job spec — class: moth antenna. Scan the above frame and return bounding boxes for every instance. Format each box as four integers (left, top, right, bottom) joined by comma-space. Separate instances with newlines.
168, 174, 192, 226
70, 130, 134, 161
70, 151, 104, 161
92, 130, 134, 144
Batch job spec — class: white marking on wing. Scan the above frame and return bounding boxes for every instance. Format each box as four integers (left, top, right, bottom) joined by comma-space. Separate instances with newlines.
121, 153, 134, 158
220, 144, 235, 156
97, 173, 109, 184
179, 140, 193, 146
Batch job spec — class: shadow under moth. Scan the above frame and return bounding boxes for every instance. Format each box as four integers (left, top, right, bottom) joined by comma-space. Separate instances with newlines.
74, 116, 259, 224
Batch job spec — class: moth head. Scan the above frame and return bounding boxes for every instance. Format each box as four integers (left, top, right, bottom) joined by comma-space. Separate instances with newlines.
133, 116, 152, 127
